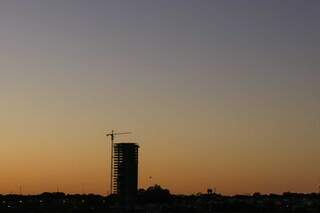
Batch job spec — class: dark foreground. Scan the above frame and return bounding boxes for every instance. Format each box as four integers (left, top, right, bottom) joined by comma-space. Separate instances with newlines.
1, 188, 320, 213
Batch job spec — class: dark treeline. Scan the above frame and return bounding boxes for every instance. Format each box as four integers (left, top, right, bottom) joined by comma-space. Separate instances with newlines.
1, 185, 320, 213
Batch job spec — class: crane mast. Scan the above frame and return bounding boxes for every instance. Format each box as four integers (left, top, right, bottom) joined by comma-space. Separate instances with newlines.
106, 130, 131, 195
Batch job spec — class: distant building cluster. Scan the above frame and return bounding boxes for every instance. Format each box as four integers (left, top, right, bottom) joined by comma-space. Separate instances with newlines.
1, 191, 320, 213
2, 139, 320, 212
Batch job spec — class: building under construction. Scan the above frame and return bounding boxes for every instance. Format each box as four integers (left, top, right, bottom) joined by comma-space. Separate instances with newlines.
113, 143, 139, 205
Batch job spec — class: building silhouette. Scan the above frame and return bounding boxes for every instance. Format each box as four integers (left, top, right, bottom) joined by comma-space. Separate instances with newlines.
113, 143, 139, 206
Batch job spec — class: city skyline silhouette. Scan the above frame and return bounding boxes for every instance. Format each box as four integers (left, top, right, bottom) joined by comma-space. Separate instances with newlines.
0, 0, 320, 197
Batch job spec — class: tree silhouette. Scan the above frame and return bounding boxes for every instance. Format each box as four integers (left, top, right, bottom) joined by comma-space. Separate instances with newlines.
138, 184, 171, 204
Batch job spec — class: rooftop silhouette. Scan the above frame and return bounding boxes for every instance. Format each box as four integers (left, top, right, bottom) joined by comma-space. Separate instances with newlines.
1, 187, 320, 213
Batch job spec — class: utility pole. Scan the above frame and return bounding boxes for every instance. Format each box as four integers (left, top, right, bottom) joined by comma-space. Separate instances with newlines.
81, 183, 85, 194
106, 130, 131, 195
19, 185, 22, 195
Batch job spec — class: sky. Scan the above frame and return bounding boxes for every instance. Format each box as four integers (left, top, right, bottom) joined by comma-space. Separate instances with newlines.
0, 0, 319, 195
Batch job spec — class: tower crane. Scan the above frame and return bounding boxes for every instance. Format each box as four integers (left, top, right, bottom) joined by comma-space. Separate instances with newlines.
106, 130, 131, 194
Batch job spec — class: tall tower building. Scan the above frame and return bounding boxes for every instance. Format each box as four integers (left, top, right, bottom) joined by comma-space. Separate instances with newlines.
113, 143, 139, 205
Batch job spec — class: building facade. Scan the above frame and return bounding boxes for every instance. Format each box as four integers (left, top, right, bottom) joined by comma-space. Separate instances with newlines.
113, 143, 139, 205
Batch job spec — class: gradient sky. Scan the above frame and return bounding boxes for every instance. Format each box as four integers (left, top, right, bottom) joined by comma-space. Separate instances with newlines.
0, 0, 320, 195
